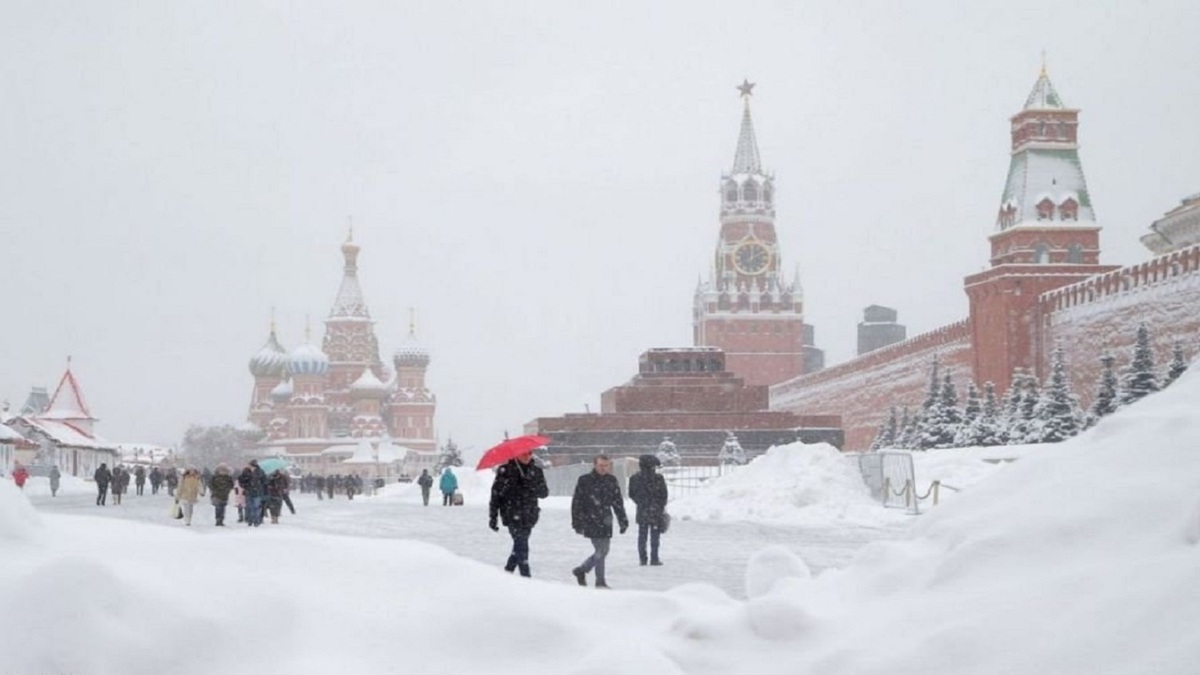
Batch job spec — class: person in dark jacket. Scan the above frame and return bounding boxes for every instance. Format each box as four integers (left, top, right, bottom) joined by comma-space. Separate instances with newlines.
570, 455, 629, 589
165, 467, 179, 497
149, 466, 163, 494
417, 469, 434, 506
208, 463, 235, 526
237, 460, 268, 527
488, 449, 549, 577
48, 465, 61, 497
266, 470, 289, 523
93, 463, 112, 506
628, 454, 669, 566
134, 465, 146, 496
110, 466, 127, 505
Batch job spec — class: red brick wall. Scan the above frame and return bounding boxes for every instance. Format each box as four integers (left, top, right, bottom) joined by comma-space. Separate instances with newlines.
771, 321, 974, 451
699, 316, 805, 385
1038, 244, 1200, 407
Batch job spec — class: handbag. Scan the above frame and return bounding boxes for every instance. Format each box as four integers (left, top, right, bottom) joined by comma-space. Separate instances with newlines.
659, 510, 671, 534
171, 502, 184, 520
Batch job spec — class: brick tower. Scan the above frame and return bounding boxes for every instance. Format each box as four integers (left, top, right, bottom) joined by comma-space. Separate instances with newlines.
964, 66, 1119, 392
693, 81, 817, 386
321, 229, 387, 437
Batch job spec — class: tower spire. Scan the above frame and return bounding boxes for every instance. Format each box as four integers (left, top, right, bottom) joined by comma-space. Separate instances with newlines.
408, 307, 417, 337
732, 79, 762, 174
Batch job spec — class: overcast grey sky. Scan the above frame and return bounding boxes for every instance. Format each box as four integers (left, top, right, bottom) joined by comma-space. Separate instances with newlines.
2, 1, 1198, 454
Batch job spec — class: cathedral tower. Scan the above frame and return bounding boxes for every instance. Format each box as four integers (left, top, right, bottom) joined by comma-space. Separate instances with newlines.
386, 311, 436, 452
322, 230, 386, 436
965, 66, 1119, 392
692, 81, 817, 386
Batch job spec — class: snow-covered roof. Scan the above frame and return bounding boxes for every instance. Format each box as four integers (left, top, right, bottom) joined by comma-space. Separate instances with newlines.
39, 368, 95, 422
341, 439, 411, 464
350, 368, 388, 396
997, 148, 1095, 230
19, 417, 117, 451
731, 97, 762, 175
0, 423, 26, 442
1023, 71, 1065, 110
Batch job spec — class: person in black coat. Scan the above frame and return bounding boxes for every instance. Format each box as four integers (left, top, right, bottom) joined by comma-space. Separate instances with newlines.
93, 463, 112, 506
628, 454, 669, 566
488, 449, 549, 577
149, 466, 163, 494
570, 455, 629, 589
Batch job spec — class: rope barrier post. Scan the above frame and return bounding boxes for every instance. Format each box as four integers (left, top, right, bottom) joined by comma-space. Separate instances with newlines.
933, 480, 940, 506
904, 480, 912, 509
883, 477, 890, 506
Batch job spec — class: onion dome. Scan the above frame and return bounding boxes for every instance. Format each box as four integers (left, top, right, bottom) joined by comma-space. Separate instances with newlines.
288, 343, 329, 376
393, 309, 430, 368
248, 326, 288, 378
270, 378, 293, 403
349, 367, 388, 399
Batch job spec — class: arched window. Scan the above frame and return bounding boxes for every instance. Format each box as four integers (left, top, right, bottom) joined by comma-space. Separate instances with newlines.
763, 184, 773, 206
742, 181, 758, 202
1067, 244, 1083, 263
725, 184, 738, 203
1036, 198, 1055, 221
1059, 198, 1079, 221
1033, 244, 1050, 264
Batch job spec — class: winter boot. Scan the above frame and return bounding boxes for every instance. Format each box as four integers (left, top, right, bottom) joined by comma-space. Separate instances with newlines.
595, 582, 610, 589
650, 559, 663, 566
572, 568, 587, 586
518, 564, 531, 578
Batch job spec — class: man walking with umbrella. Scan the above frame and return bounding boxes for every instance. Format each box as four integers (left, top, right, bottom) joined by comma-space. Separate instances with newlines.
570, 454, 628, 589
486, 441, 549, 578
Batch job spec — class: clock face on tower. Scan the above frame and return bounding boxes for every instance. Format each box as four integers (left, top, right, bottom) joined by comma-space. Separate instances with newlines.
733, 241, 770, 275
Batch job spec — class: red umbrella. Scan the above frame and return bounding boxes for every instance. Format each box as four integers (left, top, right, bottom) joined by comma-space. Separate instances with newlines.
476, 435, 551, 470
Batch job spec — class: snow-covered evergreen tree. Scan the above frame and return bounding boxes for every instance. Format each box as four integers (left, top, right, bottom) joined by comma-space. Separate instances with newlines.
894, 407, 913, 449
954, 381, 986, 447
1119, 322, 1159, 406
1088, 353, 1119, 426
923, 373, 963, 449
717, 431, 747, 465
1164, 340, 1188, 388
871, 407, 899, 450
1007, 370, 1041, 444
977, 381, 1005, 446
655, 436, 681, 467
913, 357, 943, 450
435, 437, 464, 472
1033, 345, 1083, 443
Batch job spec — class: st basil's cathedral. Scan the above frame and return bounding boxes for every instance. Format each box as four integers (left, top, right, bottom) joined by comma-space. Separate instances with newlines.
244, 233, 437, 475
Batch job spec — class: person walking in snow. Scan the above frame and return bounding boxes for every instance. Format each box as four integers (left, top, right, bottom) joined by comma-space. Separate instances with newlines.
233, 482, 246, 523
209, 464, 235, 526
48, 465, 61, 497
176, 467, 202, 526
488, 448, 549, 577
417, 469, 434, 506
134, 465, 146, 496
314, 473, 325, 500
439, 467, 458, 506
149, 466, 163, 495
238, 460, 268, 526
11, 463, 28, 490
570, 454, 629, 589
265, 470, 289, 523
628, 454, 668, 566
93, 462, 112, 506
111, 465, 127, 505
165, 467, 179, 497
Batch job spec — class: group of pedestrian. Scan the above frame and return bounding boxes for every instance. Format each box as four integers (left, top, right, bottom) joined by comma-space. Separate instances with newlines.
487, 452, 669, 588
232, 459, 294, 527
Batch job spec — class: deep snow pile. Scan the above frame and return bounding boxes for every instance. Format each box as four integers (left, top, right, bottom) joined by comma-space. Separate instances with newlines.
19, 473, 93, 497
668, 443, 906, 527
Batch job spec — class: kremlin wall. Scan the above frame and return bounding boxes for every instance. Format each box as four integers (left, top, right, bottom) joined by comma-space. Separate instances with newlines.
536, 69, 1200, 459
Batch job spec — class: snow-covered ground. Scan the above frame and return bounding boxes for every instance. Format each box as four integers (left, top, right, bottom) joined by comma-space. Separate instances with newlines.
5, 366, 1200, 673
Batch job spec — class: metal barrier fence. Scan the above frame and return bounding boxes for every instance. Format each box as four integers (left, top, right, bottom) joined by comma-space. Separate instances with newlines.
857, 451, 919, 514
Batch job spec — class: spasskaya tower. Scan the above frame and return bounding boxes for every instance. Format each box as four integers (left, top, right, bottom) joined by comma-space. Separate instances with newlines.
692, 80, 822, 386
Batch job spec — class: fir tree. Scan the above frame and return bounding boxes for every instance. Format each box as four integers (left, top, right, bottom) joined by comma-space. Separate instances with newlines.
1164, 340, 1188, 388
977, 381, 1005, 446
914, 357, 943, 450
871, 407, 899, 450
435, 437, 464, 472
717, 431, 747, 465
954, 381, 985, 447
918, 373, 963, 449
1088, 353, 1119, 425
655, 436, 681, 467
1033, 345, 1083, 443
1119, 322, 1159, 406
895, 407, 913, 449
922, 355, 941, 413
